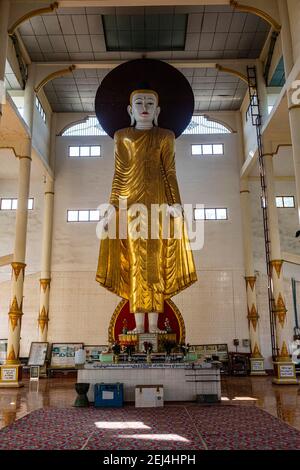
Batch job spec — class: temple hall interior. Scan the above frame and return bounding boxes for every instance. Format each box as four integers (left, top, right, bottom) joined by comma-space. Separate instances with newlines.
1, 0, 300, 454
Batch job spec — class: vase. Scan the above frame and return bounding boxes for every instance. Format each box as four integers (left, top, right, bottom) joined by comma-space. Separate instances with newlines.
74, 383, 90, 407
114, 354, 119, 363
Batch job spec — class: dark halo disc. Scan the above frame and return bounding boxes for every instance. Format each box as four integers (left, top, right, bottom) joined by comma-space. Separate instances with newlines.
95, 58, 194, 139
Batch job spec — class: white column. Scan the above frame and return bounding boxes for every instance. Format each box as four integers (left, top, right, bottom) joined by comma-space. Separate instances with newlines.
38, 178, 54, 341
23, 64, 36, 132
6, 152, 31, 365
256, 60, 268, 126
277, 0, 294, 76
0, 0, 10, 114
287, 96, 300, 225
240, 179, 266, 375
264, 147, 297, 383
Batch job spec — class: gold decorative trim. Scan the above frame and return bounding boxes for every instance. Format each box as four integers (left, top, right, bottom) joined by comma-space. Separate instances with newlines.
45, 192, 55, 196
9, 296, 23, 331
18, 156, 32, 161
0, 146, 31, 160
245, 276, 256, 291
8, 2, 59, 36
108, 299, 128, 344
277, 341, 290, 362
35, 65, 76, 93
230, 0, 281, 32
240, 190, 250, 194
166, 299, 186, 344
6, 346, 16, 362
270, 260, 283, 279
275, 293, 287, 328
11, 262, 26, 282
108, 299, 186, 344
252, 343, 262, 358
247, 304, 259, 332
38, 306, 49, 333
40, 278, 51, 293
216, 64, 248, 84
288, 104, 300, 111
9, 296, 22, 314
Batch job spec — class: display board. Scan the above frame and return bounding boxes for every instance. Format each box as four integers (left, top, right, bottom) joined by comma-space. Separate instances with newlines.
84, 345, 108, 362
189, 343, 229, 362
0, 339, 8, 364
50, 343, 83, 368
28, 342, 49, 366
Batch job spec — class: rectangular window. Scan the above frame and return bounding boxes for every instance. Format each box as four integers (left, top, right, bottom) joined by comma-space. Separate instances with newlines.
192, 144, 224, 156
35, 96, 46, 123
276, 196, 295, 208
67, 209, 101, 222
0, 198, 34, 210
194, 207, 228, 221
68, 145, 101, 157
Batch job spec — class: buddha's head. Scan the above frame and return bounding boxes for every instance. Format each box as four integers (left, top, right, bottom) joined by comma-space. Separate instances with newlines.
127, 89, 161, 128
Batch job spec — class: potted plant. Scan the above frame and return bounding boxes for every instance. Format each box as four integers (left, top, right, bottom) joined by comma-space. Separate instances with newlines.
180, 343, 190, 357
162, 339, 177, 361
125, 344, 135, 361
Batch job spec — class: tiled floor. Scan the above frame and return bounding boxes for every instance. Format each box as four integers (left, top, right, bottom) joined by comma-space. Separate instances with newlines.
0, 373, 300, 432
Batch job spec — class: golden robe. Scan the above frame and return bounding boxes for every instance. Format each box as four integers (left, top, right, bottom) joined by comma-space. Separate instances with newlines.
96, 127, 197, 313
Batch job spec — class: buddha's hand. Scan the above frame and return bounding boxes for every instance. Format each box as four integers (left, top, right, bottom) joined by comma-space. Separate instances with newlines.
167, 204, 183, 218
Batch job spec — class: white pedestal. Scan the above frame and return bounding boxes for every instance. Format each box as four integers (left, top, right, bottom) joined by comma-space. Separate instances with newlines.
78, 364, 221, 402
272, 362, 298, 384
250, 358, 267, 376
0, 365, 24, 388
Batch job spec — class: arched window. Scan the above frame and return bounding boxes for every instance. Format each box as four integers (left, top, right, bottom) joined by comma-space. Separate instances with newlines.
61, 116, 106, 136
61, 115, 232, 136
183, 115, 231, 135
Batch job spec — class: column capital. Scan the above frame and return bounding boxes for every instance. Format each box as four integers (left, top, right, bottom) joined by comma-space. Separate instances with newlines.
245, 276, 257, 291
288, 104, 300, 112
11, 262, 26, 281
270, 259, 284, 278
40, 278, 51, 293
17, 155, 32, 161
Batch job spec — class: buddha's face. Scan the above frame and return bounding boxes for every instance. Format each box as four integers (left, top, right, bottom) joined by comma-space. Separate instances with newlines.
128, 92, 160, 127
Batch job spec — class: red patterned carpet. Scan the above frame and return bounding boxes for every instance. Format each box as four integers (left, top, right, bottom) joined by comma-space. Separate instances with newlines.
1, 405, 300, 450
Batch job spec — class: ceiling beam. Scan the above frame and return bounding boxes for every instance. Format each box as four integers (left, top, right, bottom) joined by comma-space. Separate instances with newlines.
0, 255, 13, 267
8, 2, 59, 36
57, 0, 229, 5
35, 59, 253, 69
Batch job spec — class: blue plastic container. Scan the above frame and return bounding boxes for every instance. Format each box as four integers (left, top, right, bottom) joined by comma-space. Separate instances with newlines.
94, 382, 124, 407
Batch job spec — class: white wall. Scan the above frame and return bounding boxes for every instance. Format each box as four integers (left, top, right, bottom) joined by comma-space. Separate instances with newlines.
45, 124, 250, 356
2, 114, 295, 364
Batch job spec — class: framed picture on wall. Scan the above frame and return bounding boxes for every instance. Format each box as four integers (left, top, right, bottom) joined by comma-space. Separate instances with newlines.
190, 343, 229, 361
0, 339, 8, 364
84, 345, 108, 362
50, 343, 83, 368
28, 342, 49, 366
